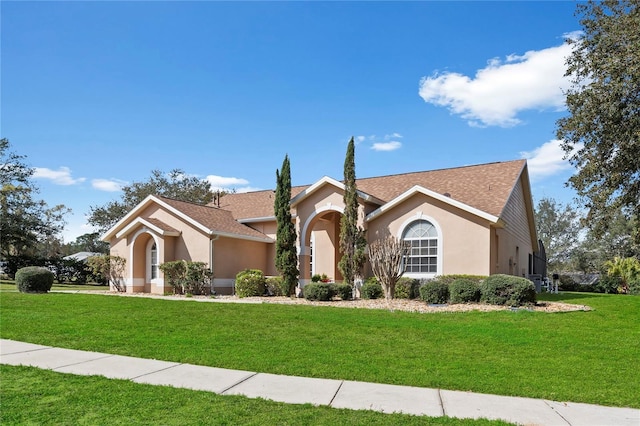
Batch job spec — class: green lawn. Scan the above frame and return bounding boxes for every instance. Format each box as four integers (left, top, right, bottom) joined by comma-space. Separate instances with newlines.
1, 291, 638, 409
0, 365, 510, 426
0, 280, 107, 292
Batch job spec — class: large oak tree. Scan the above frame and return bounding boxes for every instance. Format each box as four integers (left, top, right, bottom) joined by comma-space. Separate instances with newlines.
557, 0, 640, 243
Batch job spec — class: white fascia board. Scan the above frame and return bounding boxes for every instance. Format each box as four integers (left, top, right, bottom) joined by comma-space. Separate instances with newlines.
115, 217, 181, 239
239, 213, 297, 224
290, 176, 384, 207
101, 194, 159, 241
211, 231, 274, 243
238, 216, 276, 223
366, 185, 500, 224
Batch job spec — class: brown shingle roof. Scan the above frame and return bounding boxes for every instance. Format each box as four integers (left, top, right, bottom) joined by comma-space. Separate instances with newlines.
218, 160, 526, 219
144, 217, 179, 234
158, 196, 272, 241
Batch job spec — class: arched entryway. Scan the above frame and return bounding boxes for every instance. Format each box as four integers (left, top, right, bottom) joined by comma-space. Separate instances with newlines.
299, 208, 344, 283
129, 229, 164, 293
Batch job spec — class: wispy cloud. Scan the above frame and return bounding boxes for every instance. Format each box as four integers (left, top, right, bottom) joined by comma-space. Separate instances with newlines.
92, 178, 127, 192
418, 41, 573, 127
520, 139, 581, 180
206, 175, 250, 191
356, 133, 404, 152
371, 141, 402, 152
33, 167, 85, 185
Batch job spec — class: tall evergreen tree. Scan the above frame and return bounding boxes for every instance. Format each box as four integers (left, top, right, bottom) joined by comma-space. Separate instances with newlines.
339, 137, 366, 287
274, 155, 299, 296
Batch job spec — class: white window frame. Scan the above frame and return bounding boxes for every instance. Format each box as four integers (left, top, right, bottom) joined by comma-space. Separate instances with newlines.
397, 214, 443, 279
146, 238, 159, 283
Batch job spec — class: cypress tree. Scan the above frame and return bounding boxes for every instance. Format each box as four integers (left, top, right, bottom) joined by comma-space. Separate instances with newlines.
275, 155, 299, 296
339, 137, 366, 287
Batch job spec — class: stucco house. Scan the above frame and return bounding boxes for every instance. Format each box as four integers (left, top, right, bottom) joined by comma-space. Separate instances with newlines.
102, 159, 543, 294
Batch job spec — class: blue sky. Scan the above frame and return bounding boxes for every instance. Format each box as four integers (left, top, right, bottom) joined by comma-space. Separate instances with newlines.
2, 1, 582, 242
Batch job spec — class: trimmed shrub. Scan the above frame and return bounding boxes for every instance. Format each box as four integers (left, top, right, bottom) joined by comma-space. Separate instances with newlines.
361, 278, 383, 300
265, 276, 286, 296
480, 274, 536, 306
419, 280, 449, 304
16, 266, 54, 293
429, 275, 487, 286
394, 277, 420, 299
558, 274, 579, 291
595, 275, 620, 294
333, 283, 352, 300
449, 278, 481, 304
303, 283, 333, 301
235, 269, 266, 298
311, 274, 322, 283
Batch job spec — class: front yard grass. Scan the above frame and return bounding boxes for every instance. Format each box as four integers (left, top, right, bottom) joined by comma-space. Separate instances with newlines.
0, 280, 107, 292
0, 365, 510, 425
1, 291, 638, 409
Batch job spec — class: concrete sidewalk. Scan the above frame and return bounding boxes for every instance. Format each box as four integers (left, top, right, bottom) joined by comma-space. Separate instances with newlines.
2, 339, 638, 425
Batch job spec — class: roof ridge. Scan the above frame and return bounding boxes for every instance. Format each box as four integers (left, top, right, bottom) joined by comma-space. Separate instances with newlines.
355, 159, 526, 182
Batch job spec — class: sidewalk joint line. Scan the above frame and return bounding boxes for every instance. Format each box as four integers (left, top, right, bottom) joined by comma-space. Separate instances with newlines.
328, 380, 344, 407
544, 400, 573, 426
437, 388, 445, 417
219, 372, 259, 395
51, 354, 115, 371
130, 363, 184, 380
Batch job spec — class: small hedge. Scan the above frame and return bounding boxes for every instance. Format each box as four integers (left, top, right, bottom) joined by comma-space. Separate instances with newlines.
16, 266, 54, 293
480, 274, 536, 306
265, 276, 286, 296
394, 277, 420, 299
361, 278, 383, 299
235, 269, 266, 298
333, 283, 352, 300
419, 280, 449, 304
449, 278, 481, 304
303, 283, 333, 301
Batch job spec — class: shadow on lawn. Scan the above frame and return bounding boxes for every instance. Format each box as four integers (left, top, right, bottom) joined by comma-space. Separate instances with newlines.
540, 292, 605, 301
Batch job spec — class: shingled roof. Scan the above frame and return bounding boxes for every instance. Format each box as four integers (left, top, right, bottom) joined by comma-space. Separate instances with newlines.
157, 197, 273, 241
217, 159, 527, 220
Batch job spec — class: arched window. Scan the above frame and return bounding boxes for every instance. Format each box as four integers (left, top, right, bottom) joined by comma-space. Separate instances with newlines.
149, 242, 158, 280
402, 220, 438, 274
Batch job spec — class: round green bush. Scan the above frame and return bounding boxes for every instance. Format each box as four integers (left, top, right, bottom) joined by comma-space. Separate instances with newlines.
265, 276, 285, 296
394, 277, 420, 299
449, 278, 481, 304
303, 283, 333, 301
419, 280, 449, 304
480, 274, 536, 306
16, 266, 54, 293
333, 283, 352, 300
361, 278, 383, 299
235, 269, 266, 298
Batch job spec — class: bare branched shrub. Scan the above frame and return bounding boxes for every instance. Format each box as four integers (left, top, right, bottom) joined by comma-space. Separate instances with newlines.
87, 255, 126, 292
367, 236, 409, 300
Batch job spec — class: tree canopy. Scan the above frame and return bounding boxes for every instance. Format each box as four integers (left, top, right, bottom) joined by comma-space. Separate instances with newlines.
535, 197, 582, 272
557, 0, 640, 243
88, 169, 213, 234
0, 138, 69, 261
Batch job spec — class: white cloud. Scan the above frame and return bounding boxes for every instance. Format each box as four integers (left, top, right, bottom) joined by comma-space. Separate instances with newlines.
371, 141, 402, 152
33, 167, 86, 185
92, 178, 126, 192
206, 175, 250, 191
418, 42, 573, 127
354, 135, 367, 144
235, 186, 263, 193
520, 139, 582, 180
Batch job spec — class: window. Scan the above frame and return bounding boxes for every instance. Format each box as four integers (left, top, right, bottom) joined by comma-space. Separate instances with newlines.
402, 220, 438, 274
150, 242, 158, 280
